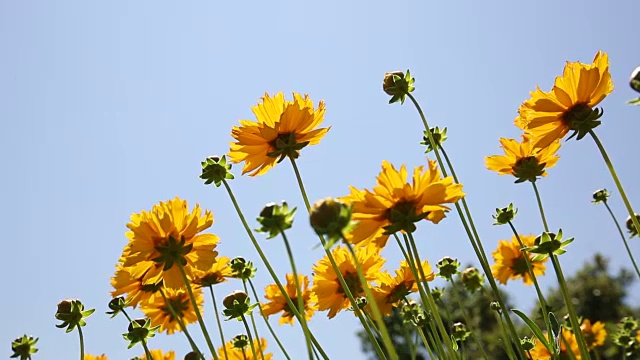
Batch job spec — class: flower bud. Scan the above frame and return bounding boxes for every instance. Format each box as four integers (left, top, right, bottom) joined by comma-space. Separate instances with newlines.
401, 301, 427, 327
421, 127, 448, 153
122, 318, 159, 349
256, 201, 296, 239
630, 66, 640, 93
591, 189, 610, 204
431, 287, 445, 302
382, 70, 415, 104
222, 291, 256, 320
106, 296, 131, 318
183, 351, 202, 360
127, 318, 147, 332
520, 336, 536, 351
309, 198, 353, 248
490, 301, 501, 313
223, 290, 249, 309
436, 256, 460, 279
200, 155, 234, 187
229, 257, 257, 280
626, 214, 640, 238
461, 267, 484, 293
493, 203, 517, 225
11, 335, 39, 359
451, 322, 470, 342
231, 334, 250, 350
55, 298, 95, 333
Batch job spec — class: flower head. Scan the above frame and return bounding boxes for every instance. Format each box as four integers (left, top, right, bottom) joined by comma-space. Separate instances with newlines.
217, 337, 273, 360
262, 273, 317, 325
592, 189, 610, 204
138, 350, 176, 360
311, 245, 385, 318
581, 319, 607, 349
372, 260, 434, 316
84, 355, 108, 360
193, 256, 233, 287
491, 234, 547, 285
120, 197, 219, 289
140, 287, 203, 334
110, 264, 163, 308
228, 92, 329, 176
485, 136, 561, 183
342, 160, 464, 248
515, 51, 613, 149
530, 329, 581, 359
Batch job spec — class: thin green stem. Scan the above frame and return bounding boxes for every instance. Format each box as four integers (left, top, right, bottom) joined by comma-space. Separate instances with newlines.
240, 315, 259, 360
289, 158, 394, 360
589, 130, 640, 250
77, 326, 85, 360
531, 181, 550, 232
121, 308, 154, 360
221, 179, 330, 360
280, 229, 314, 359
247, 279, 291, 360
141, 341, 154, 360
550, 255, 591, 359
242, 281, 265, 360
602, 200, 640, 280
493, 307, 517, 360
177, 262, 219, 359
208, 286, 229, 360
159, 288, 201, 355
449, 280, 490, 360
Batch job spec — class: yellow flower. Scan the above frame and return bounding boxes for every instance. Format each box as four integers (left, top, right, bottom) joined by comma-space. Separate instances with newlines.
491, 234, 547, 285
121, 197, 219, 289
485, 136, 560, 183
515, 51, 613, 149
262, 273, 318, 325
140, 287, 203, 334
84, 355, 108, 360
311, 245, 385, 318
342, 160, 464, 248
110, 264, 163, 308
581, 319, 607, 349
372, 260, 434, 316
530, 329, 581, 359
193, 256, 233, 287
139, 350, 176, 360
228, 92, 329, 176
217, 338, 273, 360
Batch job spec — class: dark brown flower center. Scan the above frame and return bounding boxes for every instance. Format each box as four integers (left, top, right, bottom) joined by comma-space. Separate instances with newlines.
510, 255, 530, 277
337, 272, 364, 297
161, 296, 190, 320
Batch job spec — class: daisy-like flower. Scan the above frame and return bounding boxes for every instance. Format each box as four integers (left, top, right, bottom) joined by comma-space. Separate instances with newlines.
140, 287, 203, 334
121, 197, 219, 289
193, 256, 233, 287
139, 350, 176, 360
217, 338, 273, 360
581, 319, 607, 349
228, 92, 330, 176
110, 264, 163, 308
491, 234, 547, 285
515, 51, 613, 149
485, 136, 561, 183
262, 273, 317, 325
530, 329, 581, 359
342, 160, 464, 248
84, 355, 108, 360
372, 260, 434, 316
311, 245, 385, 319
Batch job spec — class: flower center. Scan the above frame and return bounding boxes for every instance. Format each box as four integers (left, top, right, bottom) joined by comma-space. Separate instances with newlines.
161, 295, 190, 320
267, 132, 309, 162
338, 272, 364, 297
510, 255, 530, 277
284, 297, 300, 317
561, 103, 603, 141
512, 156, 545, 183
387, 283, 411, 304
384, 200, 424, 234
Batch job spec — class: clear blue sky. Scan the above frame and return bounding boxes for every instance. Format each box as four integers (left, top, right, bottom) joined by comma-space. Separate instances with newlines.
2, 1, 640, 358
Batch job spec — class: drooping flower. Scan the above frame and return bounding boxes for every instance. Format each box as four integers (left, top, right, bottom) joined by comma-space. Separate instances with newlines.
515, 51, 613, 149
312, 245, 385, 318
228, 92, 329, 176
138, 349, 176, 360
217, 337, 273, 360
491, 234, 547, 285
372, 260, 434, 316
529, 329, 581, 359
342, 160, 465, 248
120, 197, 219, 289
485, 136, 561, 183
140, 287, 203, 334
192, 256, 233, 287
262, 273, 317, 325
581, 319, 607, 349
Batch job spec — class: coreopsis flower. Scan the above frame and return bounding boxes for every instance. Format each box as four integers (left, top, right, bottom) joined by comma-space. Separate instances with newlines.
110, 265, 163, 308
217, 337, 273, 360
581, 319, 607, 349
192, 256, 233, 287
342, 160, 465, 248
262, 273, 317, 325
139, 349, 176, 360
485, 136, 561, 183
228, 92, 329, 176
372, 260, 434, 316
515, 51, 613, 149
530, 329, 581, 359
84, 355, 108, 360
120, 197, 219, 289
491, 234, 547, 285
311, 245, 385, 318
140, 287, 203, 334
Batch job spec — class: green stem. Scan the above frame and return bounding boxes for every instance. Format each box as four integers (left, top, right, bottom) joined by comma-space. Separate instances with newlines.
77, 326, 85, 360
531, 181, 550, 232
141, 341, 154, 360
550, 254, 591, 359
402, 296, 435, 360
507, 222, 553, 356
492, 304, 517, 360
240, 315, 259, 360
449, 280, 490, 360
242, 281, 265, 360
208, 286, 229, 360
407, 94, 524, 357
280, 229, 314, 359
589, 130, 640, 251
602, 200, 640, 280
121, 309, 154, 360
177, 262, 219, 359
221, 179, 330, 360
289, 158, 395, 360
247, 279, 291, 360
159, 288, 201, 355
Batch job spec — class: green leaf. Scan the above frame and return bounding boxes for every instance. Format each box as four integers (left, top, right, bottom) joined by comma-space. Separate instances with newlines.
627, 97, 640, 105
512, 309, 552, 351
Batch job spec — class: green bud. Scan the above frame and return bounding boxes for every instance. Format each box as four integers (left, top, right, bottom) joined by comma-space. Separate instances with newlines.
256, 201, 296, 239
231, 334, 250, 350
183, 351, 203, 360
490, 301, 501, 313
229, 257, 257, 280
493, 203, 517, 225
10, 335, 39, 359
401, 301, 427, 327
383, 70, 415, 104
436, 256, 460, 280
527, 230, 574, 261
200, 155, 234, 187
626, 214, 640, 238
461, 267, 484, 293
520, 336, 536, 352
421, 127, 448, 153
222, 291, 256, 320
431, 287, 445, 302
630, 66, 640, 93
451, 322, 470, 342
106, 296, 131, 318
55, 298, 95, 333
309, 198, 354, 249
591, 189, 610, 204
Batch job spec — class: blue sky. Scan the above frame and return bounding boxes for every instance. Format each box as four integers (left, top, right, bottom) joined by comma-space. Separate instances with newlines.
2, 1, 640, 359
